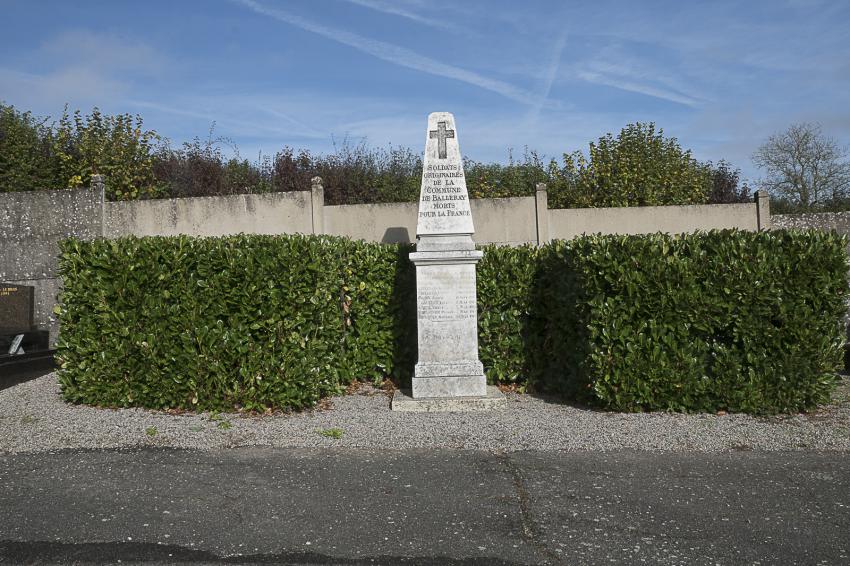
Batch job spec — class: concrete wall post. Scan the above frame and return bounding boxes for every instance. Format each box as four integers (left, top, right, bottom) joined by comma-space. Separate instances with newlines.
90, 174, 106, 236
310, 176, 325, 236
756, 190, 771, 230
535, 183, 550, 246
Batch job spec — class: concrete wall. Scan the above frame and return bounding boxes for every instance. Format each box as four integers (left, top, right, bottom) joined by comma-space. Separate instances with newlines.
104, 191, 313, 237
549, 202, 759, 240
772, 211, 850, 232
772, 211, 850, 256
0, 187, 103, 344
1, 179, 768, 345
322, 196, 538, 246
471, 197, 537, 246
97, 180, 766, 245
324, 201, 418, 244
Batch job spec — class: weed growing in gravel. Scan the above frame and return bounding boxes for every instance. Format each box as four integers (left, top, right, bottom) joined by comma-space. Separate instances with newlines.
318, 428, 344, 439
20, 415, 38, 424
189, 425, 204, 432
145, 427, 157, 437
217, 420, 232, 430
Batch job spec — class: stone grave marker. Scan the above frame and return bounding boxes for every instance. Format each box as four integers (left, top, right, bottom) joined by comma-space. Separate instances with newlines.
391, 112, 505, 411
0, 283, 48, 358
0, 284, 34, 333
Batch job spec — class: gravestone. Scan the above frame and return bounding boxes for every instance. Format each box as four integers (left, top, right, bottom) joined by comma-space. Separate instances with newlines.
0, 284, 34, 333
391, 112, 505, 411
0, 283, 48, 358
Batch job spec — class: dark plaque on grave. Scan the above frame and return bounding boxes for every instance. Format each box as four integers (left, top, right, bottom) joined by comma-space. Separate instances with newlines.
0, 282, 51, 384
0, 283, 34, 334
0, 283, 49, 362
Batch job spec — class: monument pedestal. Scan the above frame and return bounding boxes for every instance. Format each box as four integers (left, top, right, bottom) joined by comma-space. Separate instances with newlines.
391, 234, 505, 411
409, 238, 487, 398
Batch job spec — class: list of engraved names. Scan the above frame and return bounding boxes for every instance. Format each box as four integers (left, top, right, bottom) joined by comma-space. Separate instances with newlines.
418, 277, 477, 323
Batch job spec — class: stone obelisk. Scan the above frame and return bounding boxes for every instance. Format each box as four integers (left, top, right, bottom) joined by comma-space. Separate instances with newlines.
391, 112, 504, 410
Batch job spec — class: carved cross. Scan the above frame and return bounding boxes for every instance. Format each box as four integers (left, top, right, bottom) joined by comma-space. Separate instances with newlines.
429, 121, 455, 159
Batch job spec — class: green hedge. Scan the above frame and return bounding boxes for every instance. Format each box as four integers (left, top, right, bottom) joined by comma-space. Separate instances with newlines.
528, 230, 849, 413
477, 244, 538, 383
58, 230, 848, 414
334, 239, 416, 385
57, 234, 414, 411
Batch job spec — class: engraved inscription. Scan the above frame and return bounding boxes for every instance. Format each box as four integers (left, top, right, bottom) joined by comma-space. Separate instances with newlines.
0, 287, 19, 297
416, 112, 475, 235
417, 163, 472, 220
418, 278, 477, 322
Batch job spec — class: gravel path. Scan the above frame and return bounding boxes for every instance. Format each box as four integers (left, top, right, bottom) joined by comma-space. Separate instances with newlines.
1, 373, 849, 454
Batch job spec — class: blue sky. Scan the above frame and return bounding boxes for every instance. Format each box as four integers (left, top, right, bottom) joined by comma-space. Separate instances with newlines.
1, 0, 848, 183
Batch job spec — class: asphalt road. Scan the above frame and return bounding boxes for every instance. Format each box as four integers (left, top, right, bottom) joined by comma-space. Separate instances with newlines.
0, 448, 848, 565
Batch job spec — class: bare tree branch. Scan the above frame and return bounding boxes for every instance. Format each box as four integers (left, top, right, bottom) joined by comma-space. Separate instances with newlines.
753, 122, 850, 210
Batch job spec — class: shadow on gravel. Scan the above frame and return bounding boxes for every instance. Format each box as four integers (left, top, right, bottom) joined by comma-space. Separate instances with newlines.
0, 355, 55, 391
519, 391, 605, 412
0, 540, 528, 566
521, 373, 850, 416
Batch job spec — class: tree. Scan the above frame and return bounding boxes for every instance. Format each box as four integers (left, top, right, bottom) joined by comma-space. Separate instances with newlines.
0, 104, 61, 192
752, 122, 850, 210
706, 160, 751, 204
548, 122, 712, 209
465, 148, 547, 200
52, 106, 162, 200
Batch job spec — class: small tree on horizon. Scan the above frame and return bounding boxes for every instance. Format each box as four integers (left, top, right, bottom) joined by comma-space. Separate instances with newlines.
752, 122, 850, 210
549, 122, 713, 208
52, 106, 162, 200
706, 160, 751, 204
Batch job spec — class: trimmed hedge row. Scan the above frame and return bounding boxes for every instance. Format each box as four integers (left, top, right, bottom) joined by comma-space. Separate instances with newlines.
529, 231, 849, 413
57, 229, 848, 414
57, 235, 414, 411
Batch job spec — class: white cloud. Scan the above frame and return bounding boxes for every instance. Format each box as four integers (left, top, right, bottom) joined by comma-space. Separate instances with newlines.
576, 69, 701, 108
0, 30, 170, 116
0, 66, 128, 110
232, 0, 541, 106
567, 42, 705, 109
39, 30, 167, 76
528, 29, 569, 124
126, 97, 328, 144
341, 0, 465, 34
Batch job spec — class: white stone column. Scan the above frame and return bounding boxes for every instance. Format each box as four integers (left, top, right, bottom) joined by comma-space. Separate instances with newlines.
410, 247, 486, 397
392, 112, 504, 410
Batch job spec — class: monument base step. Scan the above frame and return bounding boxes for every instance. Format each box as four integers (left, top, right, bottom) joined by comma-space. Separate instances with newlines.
390, 386, 506, 412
